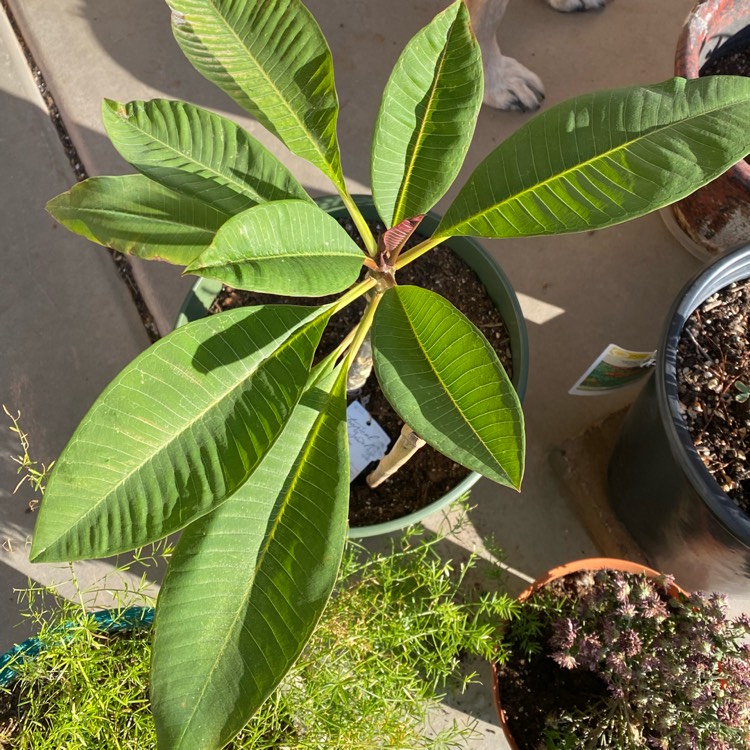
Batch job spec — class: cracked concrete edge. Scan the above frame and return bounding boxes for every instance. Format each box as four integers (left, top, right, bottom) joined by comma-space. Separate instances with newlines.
550, 409, 651, 566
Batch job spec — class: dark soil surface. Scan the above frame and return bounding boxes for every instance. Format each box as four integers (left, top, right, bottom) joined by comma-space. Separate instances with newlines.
688, 32, 750, 468
676, 278, 750, 513
702, 45, 750, 78
209, 217, 513, 527
702, 29, 750, 78
495, 571, 611, 750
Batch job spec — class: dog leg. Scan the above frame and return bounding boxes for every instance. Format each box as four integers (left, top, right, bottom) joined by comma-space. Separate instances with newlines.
465, 0, 545, 111
547, 0, 605, 12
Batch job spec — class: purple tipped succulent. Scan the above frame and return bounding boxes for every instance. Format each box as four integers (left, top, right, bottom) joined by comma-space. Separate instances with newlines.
515, 569, 750, 748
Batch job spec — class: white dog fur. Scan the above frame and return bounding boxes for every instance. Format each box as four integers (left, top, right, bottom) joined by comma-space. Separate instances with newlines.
465, 0, 605, 111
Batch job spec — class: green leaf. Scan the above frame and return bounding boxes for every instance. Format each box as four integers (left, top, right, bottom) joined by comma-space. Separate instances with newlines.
437, 76, 750, 239
102, 99, 311, 216
371, 0, 482, 227
167, 0, 345, 191
186, 200, 364, 296
47, 174, 228, 265
30, 304, 331, 562
151, 364, 349, 750
372, 286, 524, 488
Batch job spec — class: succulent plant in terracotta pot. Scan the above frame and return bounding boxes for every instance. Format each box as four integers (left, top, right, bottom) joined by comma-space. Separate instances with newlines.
494, 559, 750, 750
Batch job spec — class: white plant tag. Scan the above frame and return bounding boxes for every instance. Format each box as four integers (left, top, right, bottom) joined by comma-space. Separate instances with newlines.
346, 401, 391, 481
570, 344, 657, 396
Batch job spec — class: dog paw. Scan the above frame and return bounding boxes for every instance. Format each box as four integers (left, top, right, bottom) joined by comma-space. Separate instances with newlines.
547, 0, 605, 11
483, 55, 545, 112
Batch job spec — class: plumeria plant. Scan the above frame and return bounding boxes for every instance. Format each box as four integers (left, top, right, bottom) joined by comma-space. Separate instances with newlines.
28, 0, 750, 747
502, 569, 750, 749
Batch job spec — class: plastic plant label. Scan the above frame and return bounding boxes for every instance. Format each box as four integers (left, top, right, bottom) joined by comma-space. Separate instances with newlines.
346, 401, 391, 481
569, 344, 657, 395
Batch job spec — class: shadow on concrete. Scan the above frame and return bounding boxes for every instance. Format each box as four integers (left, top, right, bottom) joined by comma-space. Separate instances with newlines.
71, 0, 466, 192
0, 86, 153, 650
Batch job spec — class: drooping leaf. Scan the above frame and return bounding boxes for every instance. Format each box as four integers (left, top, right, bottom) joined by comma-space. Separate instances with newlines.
47, 174, 228, 265
30, 304, 332, 562
372, 285, 524, 488
186, 200, 364, 296
436, 76, 750, 239
102, 99, 311, 216
167, 0, 345, 191
151, 365, 349, 750
371, 0, 482, 227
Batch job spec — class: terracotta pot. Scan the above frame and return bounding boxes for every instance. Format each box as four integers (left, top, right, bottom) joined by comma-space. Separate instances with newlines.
669, 0, 750, 258
491, 558, 684, 750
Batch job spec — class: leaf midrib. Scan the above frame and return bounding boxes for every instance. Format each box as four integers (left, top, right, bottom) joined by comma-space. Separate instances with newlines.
61, 204, 224, 234
390, 27, 451, 225
180, 0, 339, 184
195, 245, 363, 271
35, 311, 324, 558
175, 373, 341, 746
444, 89, 749, 232
393, 292, 512, 479
111, 103, 268, 205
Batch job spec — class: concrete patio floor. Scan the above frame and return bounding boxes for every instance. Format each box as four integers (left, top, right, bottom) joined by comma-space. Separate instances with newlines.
0, 0, 724, 745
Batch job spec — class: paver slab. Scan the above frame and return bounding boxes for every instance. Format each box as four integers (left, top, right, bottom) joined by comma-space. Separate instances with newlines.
0, 8, 150, 650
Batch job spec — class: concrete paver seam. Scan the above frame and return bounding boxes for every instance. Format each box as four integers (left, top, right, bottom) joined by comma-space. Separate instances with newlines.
0, 0, 161, 343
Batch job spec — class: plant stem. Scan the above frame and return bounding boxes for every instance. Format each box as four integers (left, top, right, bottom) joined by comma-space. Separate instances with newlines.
326, 326, 358, 367
338, 190, 378, 257
68, 562, 88, 613
332, 276, 377, 316
367, 424, 426, 488
346, 292, 382, 373
394, 234, 448, 270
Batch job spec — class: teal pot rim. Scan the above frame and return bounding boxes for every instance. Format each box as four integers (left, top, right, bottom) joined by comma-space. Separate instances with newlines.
0, 606, 153, 689
175, 195, 529, 538
658, 242, 750, 546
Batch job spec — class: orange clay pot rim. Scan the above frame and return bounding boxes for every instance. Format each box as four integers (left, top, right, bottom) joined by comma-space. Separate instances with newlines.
490, 557, 687, 750
516, 557, 683, 602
